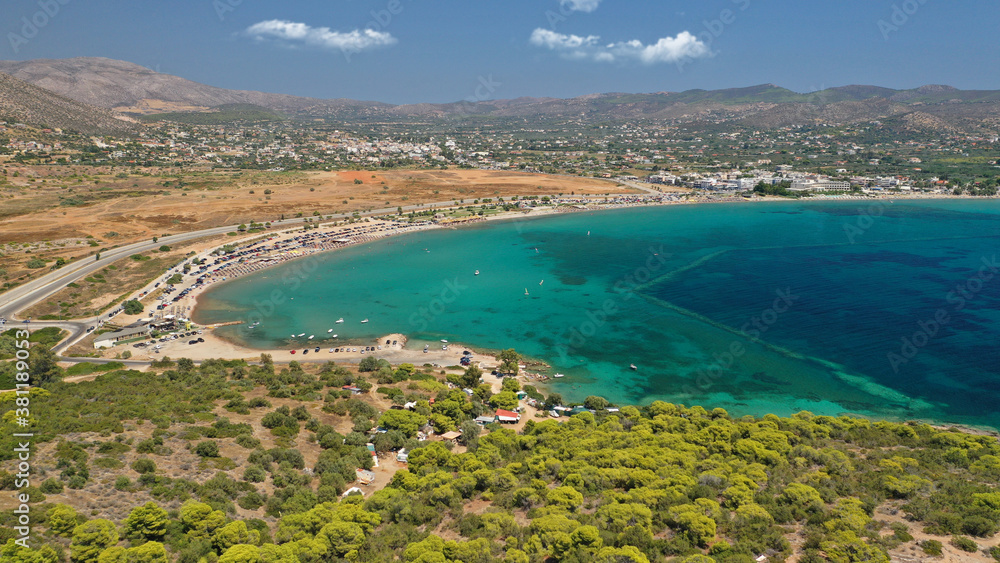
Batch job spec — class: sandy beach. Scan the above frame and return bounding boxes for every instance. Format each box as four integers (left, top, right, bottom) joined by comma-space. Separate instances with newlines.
79, 192, 995, 378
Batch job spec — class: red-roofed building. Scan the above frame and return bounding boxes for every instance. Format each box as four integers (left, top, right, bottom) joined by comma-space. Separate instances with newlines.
494, 409, 520, 424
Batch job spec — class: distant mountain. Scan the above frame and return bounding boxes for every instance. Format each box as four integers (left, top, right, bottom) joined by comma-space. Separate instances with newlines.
1, 57, 998, 135
0, 71, 139, 135
0, 57, 388, 117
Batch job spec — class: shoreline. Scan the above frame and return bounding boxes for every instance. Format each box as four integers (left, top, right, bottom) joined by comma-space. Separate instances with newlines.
83, 194, 1000, 430
105, 191, 994, 363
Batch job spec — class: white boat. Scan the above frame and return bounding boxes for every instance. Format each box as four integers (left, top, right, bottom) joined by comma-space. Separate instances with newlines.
308, 335, 314, 340
336, 318, 344, 324
327, 329, 334, 333
361, 319, 369, 323
553, 373, 565, 378
630, 364, 637, 371
332, 334, 338, 338
297, 333, 305, 337
524, 288, 529, 295
441, 339, 448, 343
475, 270, 480, 276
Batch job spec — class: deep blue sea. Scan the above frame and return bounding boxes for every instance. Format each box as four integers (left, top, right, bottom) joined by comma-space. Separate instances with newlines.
195, 199, 1000, 428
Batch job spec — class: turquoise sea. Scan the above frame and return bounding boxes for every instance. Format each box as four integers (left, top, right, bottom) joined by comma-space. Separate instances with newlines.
194, 199, 1000, 429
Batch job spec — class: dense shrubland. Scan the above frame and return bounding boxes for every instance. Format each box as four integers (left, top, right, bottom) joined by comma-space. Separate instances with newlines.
1, 350, 999, 562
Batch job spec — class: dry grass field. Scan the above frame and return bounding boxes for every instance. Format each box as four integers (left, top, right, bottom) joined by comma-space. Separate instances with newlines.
0, 164, 623, 290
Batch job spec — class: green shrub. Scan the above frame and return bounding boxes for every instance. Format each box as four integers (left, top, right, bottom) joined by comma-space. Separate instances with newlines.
39, 478, 64, 494
194, 441, 220, 458
951, 536, 978, 553
243, 466, 266, 483
235, 434, 261, 449
920, 540, 943, 556
93, 457, 125, 469
131, 459, 156, 474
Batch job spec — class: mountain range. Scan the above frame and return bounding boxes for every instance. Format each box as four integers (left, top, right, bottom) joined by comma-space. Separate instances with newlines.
0, 70, 139, 136
1, 57, 998, 136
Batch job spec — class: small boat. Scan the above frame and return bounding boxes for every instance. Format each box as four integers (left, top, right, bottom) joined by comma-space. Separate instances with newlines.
336, 318, 344, 324
297, 333, 305, 337
553, 373, 565, 378
327, 329, 334, 333
308, 335, 314, 340
361, 319, 369, 323
475, 270, 480, 276
630, 364, 637, 371
331, 334, 338, 338
539, 280, 544, 286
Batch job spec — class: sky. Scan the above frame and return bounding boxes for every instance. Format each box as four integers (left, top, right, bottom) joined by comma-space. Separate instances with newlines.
3, 0, 999, 105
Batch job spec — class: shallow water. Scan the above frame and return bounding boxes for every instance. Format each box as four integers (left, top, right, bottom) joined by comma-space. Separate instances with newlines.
195, 199, 1000, 428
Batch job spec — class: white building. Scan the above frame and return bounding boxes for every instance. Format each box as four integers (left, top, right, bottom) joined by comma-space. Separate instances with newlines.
789, 180, 851, 192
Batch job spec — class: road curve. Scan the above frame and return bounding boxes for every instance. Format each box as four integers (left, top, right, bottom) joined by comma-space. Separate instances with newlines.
0, 200, 473, 320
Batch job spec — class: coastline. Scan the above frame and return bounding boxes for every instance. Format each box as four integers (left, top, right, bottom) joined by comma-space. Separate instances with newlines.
110, 191, 994, 364
87, 193, 1000, 429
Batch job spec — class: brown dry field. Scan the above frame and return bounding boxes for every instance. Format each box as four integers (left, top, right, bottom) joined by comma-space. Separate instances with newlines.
0, 164, 622, 287
22, 234, 230, 320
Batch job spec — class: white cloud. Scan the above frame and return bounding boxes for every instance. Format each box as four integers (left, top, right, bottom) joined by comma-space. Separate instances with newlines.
529, 28, 711, 65
560, 0, 602, 13
245, 20, 397, 52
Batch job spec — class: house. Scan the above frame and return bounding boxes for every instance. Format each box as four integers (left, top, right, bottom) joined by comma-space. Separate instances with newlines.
474, 415, 495, 426
342, 385, 363, 395
355, 469, 375, 485
396, 449, 409, 462
515, 391, 528, 400
494, 409, 520, 424
93, 325, 152, 349
439, 431, 462, 444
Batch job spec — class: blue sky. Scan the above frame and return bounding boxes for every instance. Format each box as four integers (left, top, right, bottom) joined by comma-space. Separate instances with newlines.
4, 0, 998, 104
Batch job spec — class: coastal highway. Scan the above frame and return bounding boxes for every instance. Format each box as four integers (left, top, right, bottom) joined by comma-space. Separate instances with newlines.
0, 199, 472, 321
0, 188, 639, 356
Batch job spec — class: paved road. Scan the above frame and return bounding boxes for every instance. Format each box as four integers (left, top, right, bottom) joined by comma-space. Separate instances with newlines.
0, 200, 467, 320
1, 190, 639, 355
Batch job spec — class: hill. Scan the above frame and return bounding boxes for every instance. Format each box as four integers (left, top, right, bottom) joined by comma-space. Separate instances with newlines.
2, 57, 1000, 135
2, 354, 1000, 562
0, 57, 389, 118
0, 71, 139, 135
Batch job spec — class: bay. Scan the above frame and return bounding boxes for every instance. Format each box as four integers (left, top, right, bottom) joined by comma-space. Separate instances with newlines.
194, 199, 1000, 428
